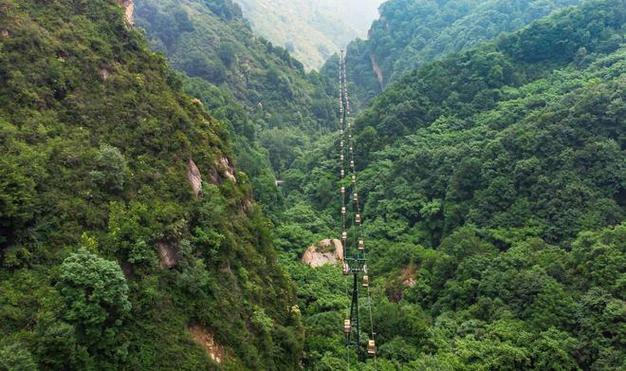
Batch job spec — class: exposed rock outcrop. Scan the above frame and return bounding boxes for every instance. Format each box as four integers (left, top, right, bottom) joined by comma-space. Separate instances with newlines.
302, 239, 344, 268
99, 67, 112, 81
386, 265, 418, 302
189, 325, 225, 364
187, 159, 202, 198
370, 52, 384, 90
117, 0, 134, 25
240, 198, 253, 215
402, 280, 416, 289
157, 241, 178, 269
401, 265, 417, 287
219, 156, 237, 183
208, 156, 237, 185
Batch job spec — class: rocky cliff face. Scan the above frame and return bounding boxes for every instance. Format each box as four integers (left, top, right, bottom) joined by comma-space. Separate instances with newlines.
370, 52, 384, 90
117, 0, 134, 25
302, 239, 344, 267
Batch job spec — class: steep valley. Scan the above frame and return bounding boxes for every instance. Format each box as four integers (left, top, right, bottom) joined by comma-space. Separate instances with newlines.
1, 0, 625, 370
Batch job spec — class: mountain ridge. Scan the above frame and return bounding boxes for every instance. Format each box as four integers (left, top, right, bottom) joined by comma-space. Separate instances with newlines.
0, 0, 302, 369
323, 0, 582, 108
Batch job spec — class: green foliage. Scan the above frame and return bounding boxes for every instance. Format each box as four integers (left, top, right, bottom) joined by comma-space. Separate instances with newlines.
343, 0, 626, 245
135, 0, 339, 214
0, 342, 37, 371
135, 0, 334, 132
89, 144, 130, 193
280, 0, 626, 368
323, 0, 582, 108
58, 249, 131, 362
572, 223, 626, 299
0, 0, 302, 369
3, 0, 626, 369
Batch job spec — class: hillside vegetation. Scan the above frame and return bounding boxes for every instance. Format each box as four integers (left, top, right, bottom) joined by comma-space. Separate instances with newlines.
279, 0, 626, 368
0, 0, 302, 369
324, 0, 582, 108
135, 0, 335, 129
1, 0, 625, 369
132, 0, 345, 216
135, 0, 338, 178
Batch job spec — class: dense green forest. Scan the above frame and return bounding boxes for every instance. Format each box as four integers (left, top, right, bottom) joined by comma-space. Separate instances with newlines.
279, 0, 626, 368
134, 0, 340, 207
0, 0, 303, 369
323, 0, 582, 108
135, 0, 335, 130
1, 0, 625, 370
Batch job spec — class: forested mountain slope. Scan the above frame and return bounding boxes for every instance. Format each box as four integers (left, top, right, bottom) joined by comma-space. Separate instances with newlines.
278, 0, 626, 368
135, 0, 334, 132
236, 0, 384, 70
134, 0, 337, 195
0, 0, 302, 369
324, 0, 581, 108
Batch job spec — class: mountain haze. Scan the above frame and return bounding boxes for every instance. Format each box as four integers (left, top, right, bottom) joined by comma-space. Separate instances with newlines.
237, 0, 385, 70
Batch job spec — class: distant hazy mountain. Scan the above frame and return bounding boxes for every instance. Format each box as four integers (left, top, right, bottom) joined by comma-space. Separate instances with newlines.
237, 0, 384, 70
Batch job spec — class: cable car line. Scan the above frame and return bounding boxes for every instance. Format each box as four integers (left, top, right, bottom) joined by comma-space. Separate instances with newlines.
338, 50, 376, 362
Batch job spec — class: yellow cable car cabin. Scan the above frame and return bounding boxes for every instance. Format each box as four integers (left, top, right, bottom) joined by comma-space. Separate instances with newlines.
362, 275, 369, 287
367, 340, 376, 356
353, 193, 358, 202
355, 214, 361, 224
344, 319, 351, 334
358, 239, 365, 251
341, 231, 347, 242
